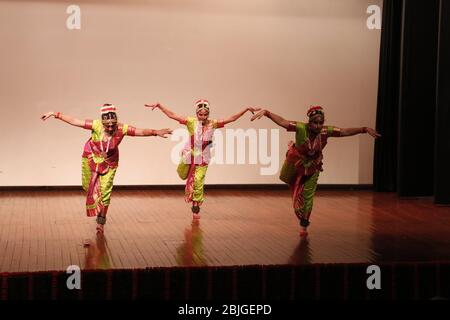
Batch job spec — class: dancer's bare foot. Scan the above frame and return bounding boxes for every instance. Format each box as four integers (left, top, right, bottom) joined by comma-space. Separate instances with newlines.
299, 227, 308, 237
191, 202, 201, 219
96, 224, 104, 234
96, 215, 106, 234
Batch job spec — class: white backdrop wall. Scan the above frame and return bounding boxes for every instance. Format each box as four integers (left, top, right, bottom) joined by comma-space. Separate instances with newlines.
0, 0, 382, 186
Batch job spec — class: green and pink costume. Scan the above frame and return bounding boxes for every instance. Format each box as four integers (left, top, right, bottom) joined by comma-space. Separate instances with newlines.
178, 117, 225, 204
81, 119, 136, 216
282, 122, 341, 227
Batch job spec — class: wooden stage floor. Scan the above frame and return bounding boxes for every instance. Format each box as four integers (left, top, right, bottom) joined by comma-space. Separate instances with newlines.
0, 189, 449, 273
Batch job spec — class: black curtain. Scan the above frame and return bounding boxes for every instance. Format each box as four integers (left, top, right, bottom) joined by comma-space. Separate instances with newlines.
434, 0, 450, 204
374, 0, 449, 204
373, 0, 403, 192
397, 0, 439, 197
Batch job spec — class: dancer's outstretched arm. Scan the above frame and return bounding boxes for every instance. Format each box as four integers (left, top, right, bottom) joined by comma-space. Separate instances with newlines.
133, 127, 173, 138
222, 107, 261, 125
40, 111, 87, 128
145, 103, 185, 123
250, 109, 293, 129
337, 127, 381, 138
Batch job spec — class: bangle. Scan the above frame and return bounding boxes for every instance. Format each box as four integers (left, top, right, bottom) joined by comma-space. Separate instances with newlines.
54, 112, 61, 119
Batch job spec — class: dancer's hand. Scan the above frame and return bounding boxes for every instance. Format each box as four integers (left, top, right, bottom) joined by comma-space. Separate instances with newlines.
145, 103, 162, 111
40, 112, 55, 121
155, 128, 173, 138
251, 109, 268, 121
247, 107, 262, 114
366, 127, 381, 138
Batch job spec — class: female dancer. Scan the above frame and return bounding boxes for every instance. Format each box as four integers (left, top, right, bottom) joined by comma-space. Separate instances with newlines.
251, 106, 380, 237
145, 100, 259, 218
41, 104, 172, 233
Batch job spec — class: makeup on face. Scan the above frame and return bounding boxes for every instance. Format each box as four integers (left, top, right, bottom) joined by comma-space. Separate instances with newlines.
102, 112, 118, 134
196, 110, 209, 121
308, 115, 324, 134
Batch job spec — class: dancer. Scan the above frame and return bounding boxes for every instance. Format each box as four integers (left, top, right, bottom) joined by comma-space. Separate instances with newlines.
251, 106, 380, 237
145, 100, 259, 218
41, 104, 172, 233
